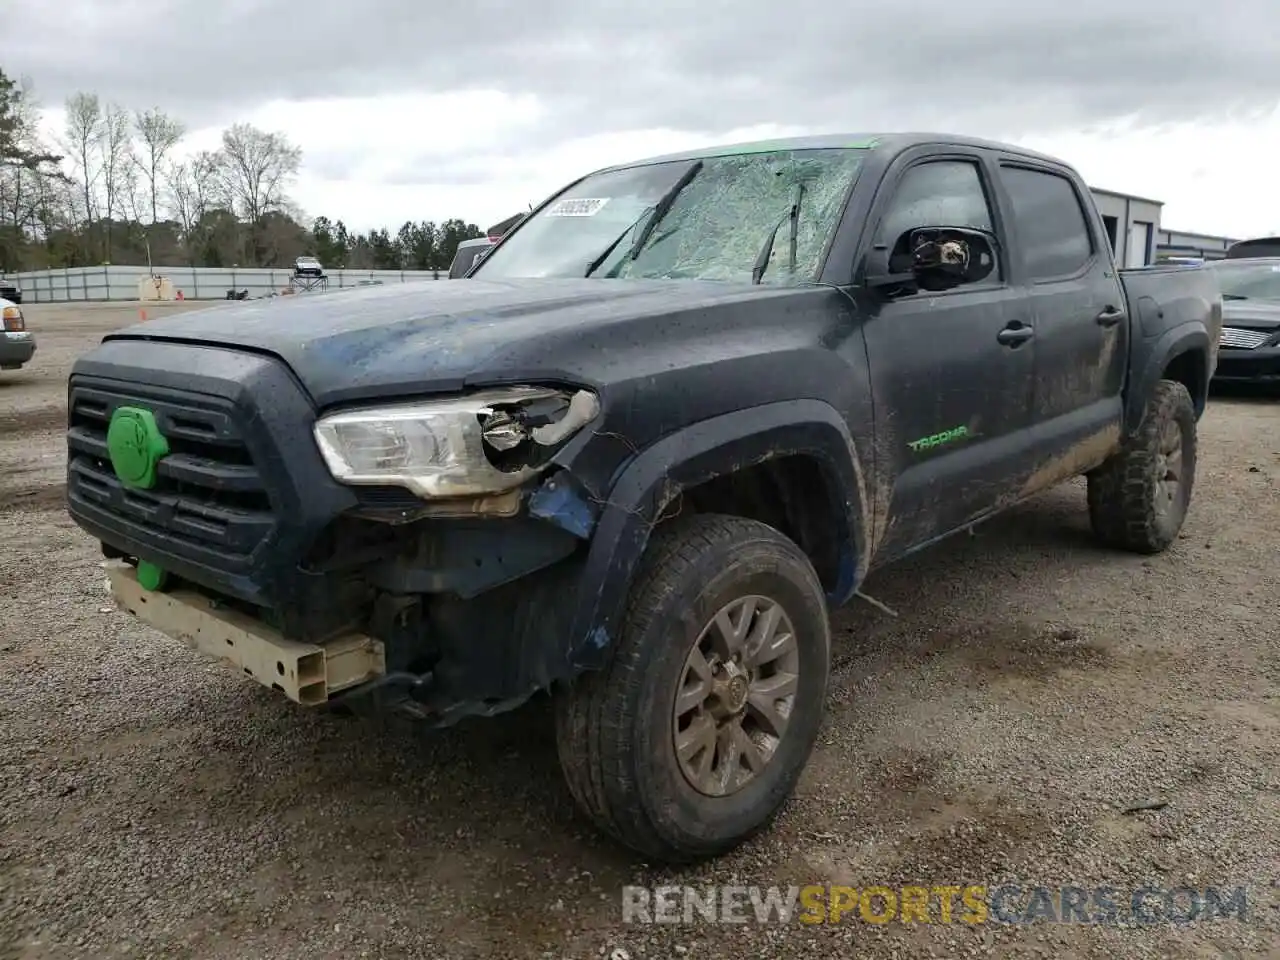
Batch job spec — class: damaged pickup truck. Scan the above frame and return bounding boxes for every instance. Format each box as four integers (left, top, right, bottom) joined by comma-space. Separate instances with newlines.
66, 133, 1221, 863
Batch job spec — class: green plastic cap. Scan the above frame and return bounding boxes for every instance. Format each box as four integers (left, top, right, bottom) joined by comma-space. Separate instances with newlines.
106, 406, 170, 490
136, 560, 169, 592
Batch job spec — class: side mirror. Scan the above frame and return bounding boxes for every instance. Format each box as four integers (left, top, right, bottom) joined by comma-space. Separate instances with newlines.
865, 226, 997, 294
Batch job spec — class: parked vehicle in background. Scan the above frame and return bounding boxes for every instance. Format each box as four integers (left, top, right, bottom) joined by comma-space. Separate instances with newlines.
1225, 236, 1280, 259
448, 237, 494, 278
448, 214, 529, 278
1207, 256, 1280, 384
0, 275, 21, 303
293, 256, 325, 278
67, 132, 1221, 864
486, 212, 526, 239
0, 298, 35, 371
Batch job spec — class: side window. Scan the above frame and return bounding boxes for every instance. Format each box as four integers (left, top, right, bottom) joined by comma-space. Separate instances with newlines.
873, 160, 995, 249
998, 166, 1094, 279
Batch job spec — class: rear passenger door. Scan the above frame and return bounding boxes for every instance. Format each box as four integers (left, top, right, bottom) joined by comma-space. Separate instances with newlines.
993, 162, 1128, 488
859, 153, 1038, 561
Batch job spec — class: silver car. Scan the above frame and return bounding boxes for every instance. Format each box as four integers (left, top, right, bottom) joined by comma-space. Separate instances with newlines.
0, 298, 35, 371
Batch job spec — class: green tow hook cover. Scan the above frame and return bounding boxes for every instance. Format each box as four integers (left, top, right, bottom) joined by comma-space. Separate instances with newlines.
136, 560, 169, 592
106, 405, 169, 490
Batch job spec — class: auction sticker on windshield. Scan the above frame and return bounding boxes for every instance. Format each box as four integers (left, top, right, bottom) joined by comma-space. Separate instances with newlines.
545, 198, 610, 217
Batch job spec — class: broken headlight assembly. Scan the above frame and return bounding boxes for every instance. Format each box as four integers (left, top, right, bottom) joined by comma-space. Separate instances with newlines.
313, 386, 601, 498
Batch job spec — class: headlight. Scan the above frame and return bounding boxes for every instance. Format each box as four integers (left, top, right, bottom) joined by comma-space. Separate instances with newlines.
313, 386, 601, 498
1, 305, 23, 332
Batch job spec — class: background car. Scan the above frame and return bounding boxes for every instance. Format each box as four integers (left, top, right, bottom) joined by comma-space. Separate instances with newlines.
0, 297, 36, 371
0, 275, 22, 303
447, 213, 528, 278
1208, 256, 1280, 385
293, 256, 325, 278
448, 238, 495, 278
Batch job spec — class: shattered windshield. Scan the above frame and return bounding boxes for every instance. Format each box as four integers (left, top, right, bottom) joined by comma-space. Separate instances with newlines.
472, 147, 866, 284
1210, 260, 1280, 300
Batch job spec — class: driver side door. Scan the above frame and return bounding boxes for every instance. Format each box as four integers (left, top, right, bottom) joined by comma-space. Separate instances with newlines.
858, 153, 1039, 563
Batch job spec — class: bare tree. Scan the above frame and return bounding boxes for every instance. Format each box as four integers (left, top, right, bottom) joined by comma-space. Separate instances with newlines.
165, 150, 221, 264
133, 108, 185, 224
215, 123, 301, 264
62, 92, 103, 248
97, 103, 133, 260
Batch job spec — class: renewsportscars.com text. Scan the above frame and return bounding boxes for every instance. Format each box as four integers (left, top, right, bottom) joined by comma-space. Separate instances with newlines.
621, 884, 1250, 926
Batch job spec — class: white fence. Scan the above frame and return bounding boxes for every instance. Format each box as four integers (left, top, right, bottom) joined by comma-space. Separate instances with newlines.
8, 265, 449, 303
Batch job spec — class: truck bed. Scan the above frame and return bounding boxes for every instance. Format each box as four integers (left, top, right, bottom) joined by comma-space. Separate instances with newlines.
1119, 261, 1223, 404
1119, 262, 1222, 334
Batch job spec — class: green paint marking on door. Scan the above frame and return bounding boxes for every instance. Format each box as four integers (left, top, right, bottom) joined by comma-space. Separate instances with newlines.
907, 425, 970, 453
106, 405, 169, 489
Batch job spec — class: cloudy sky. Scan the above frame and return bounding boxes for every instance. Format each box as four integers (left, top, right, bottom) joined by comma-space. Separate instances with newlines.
7, 0, 1280, 239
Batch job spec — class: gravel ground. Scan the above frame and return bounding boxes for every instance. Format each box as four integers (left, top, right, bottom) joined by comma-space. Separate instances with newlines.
1, 302, 1278, 960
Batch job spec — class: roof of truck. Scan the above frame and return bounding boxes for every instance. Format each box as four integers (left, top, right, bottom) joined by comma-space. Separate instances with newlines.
597, 132, 1070, 173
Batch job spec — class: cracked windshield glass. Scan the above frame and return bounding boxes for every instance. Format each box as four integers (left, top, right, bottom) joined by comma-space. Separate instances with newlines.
473, 148, 866, 283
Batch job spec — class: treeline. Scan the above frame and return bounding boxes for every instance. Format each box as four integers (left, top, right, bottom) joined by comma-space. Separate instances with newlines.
0, 67, 487, 274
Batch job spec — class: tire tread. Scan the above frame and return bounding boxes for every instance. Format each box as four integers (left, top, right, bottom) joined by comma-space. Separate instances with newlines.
555, 514, 825, 862
1087, 379, 1196, 554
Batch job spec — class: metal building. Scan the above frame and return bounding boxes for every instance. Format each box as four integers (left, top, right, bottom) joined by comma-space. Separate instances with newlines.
1158, 229, 1238, 261
1088, 188, 1163, 268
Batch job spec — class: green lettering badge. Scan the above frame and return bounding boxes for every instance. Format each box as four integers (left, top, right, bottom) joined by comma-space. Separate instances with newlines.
907, 424, 970, 453
106, 406, 169, 489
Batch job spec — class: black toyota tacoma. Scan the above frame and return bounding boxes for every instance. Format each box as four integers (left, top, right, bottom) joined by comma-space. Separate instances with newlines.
66, 133, 1221, 863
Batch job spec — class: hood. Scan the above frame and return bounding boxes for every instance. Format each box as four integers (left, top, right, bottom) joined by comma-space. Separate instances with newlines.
103, 277, 798, 408
1222, 299, 1280, 330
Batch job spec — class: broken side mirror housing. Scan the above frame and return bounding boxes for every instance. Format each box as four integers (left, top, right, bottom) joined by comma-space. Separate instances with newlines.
865, 226, 997, 294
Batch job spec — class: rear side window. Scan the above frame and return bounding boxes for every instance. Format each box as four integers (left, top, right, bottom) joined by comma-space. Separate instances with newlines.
999, 166, 1094, 279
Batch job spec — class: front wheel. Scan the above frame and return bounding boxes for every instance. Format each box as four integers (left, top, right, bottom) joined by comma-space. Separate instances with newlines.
1087, 379, 1197, 554
554, 514, 831, 863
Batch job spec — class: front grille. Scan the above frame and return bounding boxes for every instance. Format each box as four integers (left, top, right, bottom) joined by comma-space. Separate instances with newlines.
67, 381, 277, 569
1219, 327, 1274, 349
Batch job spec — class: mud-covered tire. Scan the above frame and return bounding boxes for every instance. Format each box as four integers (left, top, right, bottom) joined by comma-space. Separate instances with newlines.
553, 514, 831, 863
1087, 379, 1196, 554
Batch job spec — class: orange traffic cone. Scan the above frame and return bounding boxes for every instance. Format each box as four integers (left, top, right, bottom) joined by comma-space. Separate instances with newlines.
139, 309, 147, 321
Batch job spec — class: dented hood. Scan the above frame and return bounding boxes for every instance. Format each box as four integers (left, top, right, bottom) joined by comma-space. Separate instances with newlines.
103, 277, 777, 408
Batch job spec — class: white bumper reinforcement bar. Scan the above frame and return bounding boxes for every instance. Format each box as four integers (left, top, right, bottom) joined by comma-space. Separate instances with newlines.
105, 559, 386, 705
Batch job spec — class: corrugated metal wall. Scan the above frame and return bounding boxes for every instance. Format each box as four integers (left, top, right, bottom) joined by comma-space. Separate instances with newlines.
6, 265, 448, 303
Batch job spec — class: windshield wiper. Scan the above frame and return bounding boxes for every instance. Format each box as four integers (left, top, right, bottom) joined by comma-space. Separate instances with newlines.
584, 207, 653, 278
751, 183, 805, 284
623, 160, 704, 263
1222, 293, 1248, 301
584, 160, 704, 279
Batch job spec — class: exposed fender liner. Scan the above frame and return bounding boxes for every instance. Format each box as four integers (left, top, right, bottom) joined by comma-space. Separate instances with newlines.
1125, 323, 1211, 434
564, 399, 868, 670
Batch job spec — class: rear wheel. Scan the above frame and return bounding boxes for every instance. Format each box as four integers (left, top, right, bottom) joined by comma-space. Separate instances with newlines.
554, 514, 831, 863
1087, 379, 1196, 553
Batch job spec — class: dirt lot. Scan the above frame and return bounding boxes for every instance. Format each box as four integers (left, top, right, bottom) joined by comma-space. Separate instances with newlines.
1, 302, 1277, 960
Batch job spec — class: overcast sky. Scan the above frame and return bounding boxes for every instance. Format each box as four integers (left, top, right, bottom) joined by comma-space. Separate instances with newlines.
8, 0, 1280, 238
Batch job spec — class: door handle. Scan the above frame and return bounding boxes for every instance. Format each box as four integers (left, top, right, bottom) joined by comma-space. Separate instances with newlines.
1096, 305, 1125, 327
997, 322, 1034, 347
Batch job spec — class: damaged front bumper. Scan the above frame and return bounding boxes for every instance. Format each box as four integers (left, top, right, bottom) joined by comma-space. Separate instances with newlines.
105, 559, 387, 705
69, 342, 623, 725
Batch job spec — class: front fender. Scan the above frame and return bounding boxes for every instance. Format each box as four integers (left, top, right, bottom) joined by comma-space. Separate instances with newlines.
1126, 322, 1211, 432
564, 399, 869, 669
